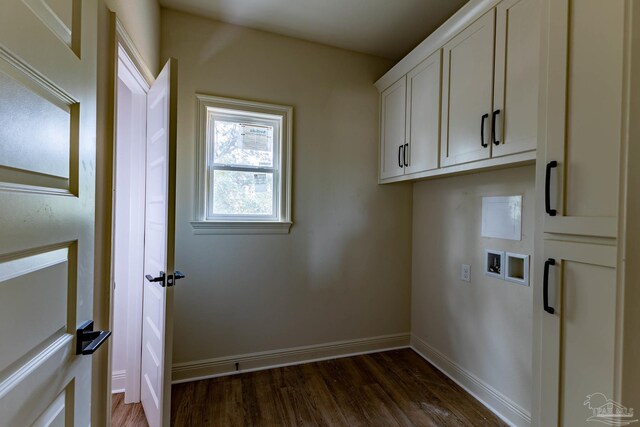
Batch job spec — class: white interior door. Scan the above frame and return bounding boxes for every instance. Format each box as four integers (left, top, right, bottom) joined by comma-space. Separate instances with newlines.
0, 0, 98, 426
140, 58, 178, 427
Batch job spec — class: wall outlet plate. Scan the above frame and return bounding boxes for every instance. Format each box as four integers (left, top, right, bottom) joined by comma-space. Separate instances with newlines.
461, 264, 471, 282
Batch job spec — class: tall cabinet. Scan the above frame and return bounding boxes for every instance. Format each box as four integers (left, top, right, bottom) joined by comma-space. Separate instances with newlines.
376, 0, 640, 424
535, 0, 638, 425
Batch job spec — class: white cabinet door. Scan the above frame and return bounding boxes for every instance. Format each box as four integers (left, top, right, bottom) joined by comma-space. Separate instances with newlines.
405, 50, 442, 175
492, 0, 540, 158
542, 0, 624, 238
440, 10, 495, 167
540, 240, 617, 426
379, 77, 406, 180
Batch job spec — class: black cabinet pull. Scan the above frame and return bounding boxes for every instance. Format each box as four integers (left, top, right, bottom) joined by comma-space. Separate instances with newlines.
481, 113, 489, 148
492, 109, 501, 145
543, 258, 556, 314
545, 161, 558, 216
403, 143, 409, 167
398, 145, 404, 168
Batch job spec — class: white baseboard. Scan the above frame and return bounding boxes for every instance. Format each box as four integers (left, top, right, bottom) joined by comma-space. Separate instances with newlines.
172, 333, 411, 384
411, 334, 531, 427
111, 370, 126, 394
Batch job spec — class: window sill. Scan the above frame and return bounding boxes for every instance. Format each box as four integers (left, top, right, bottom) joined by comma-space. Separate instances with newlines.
190, 221, 293, 235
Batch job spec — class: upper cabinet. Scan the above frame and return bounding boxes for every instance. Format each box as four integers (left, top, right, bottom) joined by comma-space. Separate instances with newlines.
379, 77, 406, 180
379, 50, 442, 181
377, 0, 540, 183
405, 50, 442, 175
493, 0, 540, 158
440, 11, 495, 167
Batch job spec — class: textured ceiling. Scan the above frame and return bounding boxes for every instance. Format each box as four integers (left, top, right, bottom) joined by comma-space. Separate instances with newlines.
159, 0, 469, 60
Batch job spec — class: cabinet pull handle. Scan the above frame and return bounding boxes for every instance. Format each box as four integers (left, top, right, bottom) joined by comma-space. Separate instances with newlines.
545, 161, 558, 216
492, 109, 501, 145
543, 258, 556, 314
398, 145, 404, 168
481, 113, 489, 148
404, 143, 409, 167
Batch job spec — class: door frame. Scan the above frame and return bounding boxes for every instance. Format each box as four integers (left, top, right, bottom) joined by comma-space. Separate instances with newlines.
112, 38, 151, 402
93, 11, 156, 426
109, 14, 155, 399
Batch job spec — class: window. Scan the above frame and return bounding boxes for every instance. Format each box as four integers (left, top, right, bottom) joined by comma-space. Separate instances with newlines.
192, 95, 293, 234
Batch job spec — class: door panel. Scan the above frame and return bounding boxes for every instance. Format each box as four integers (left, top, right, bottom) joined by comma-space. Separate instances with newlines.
0, 0, 96, 425
440, 10, 495, 167
560, 261, 616, 425
493, 0, 539, 157
141, 58, 177, 427
379, 77, 406, 180
540, 239, 617, 426
405, 50, 441, 175
543, 0, 624, 238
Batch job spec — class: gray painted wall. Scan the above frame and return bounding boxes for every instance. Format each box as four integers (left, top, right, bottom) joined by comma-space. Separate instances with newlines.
412, 165, 535, 414
161, 9, 413, 365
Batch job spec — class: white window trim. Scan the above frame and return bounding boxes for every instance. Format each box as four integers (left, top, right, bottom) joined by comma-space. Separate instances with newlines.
192, 94, 293, 235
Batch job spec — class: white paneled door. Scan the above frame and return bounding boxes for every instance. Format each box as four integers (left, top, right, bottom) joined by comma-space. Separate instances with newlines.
141, 58, 178, 427
0, 0, 98, 426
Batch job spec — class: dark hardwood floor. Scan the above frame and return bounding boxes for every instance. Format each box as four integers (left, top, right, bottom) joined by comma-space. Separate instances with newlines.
112, 349, 506, 426
112, 392, 148, 426
169, 349, 506, 426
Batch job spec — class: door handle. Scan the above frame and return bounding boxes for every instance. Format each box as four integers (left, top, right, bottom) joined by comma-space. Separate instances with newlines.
545, 161, 558, 216
76, 320, 111, 355
481, 113, 489, 148
398, 145, 404, 168
145, 271, 166, 287
403, 143, 409, 167
543, 258, 556, 314
492, 109, 501, 145
167, 271, 185, 287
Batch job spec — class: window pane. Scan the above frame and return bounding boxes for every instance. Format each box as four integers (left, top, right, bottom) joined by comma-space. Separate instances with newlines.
211, 170, 274, 216
212, 119, 274, 168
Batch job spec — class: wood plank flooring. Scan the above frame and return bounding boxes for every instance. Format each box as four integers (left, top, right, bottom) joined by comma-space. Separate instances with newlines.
111, 392, 148, 426
168, 349, 506, 426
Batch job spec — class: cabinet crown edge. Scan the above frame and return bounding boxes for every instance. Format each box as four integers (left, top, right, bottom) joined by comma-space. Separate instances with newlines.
375, 0, 504, 92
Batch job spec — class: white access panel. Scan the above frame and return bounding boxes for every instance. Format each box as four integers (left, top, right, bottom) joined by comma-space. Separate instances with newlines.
481, 195, 522, 240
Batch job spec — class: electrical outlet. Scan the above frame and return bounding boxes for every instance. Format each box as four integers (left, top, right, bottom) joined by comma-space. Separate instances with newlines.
461, 264, 471, 282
